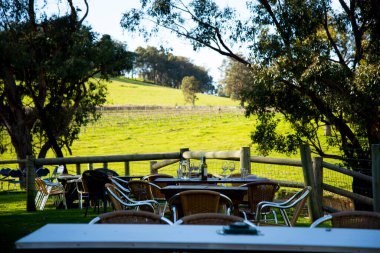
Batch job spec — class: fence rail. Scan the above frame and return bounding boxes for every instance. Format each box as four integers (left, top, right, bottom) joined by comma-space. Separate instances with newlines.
2, 145, 379, 217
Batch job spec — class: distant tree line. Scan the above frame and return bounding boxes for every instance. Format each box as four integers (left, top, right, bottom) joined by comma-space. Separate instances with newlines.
132, 46, 214, 93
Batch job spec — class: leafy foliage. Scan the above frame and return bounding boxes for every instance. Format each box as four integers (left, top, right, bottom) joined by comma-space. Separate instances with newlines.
133, 46, 213, 92
122, 0, 380, 209
181, 75, 200, 105
0, 1, 133, 161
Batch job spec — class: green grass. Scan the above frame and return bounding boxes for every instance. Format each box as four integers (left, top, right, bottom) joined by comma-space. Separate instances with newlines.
106, 77, 239, 106
0, 192, 102, 253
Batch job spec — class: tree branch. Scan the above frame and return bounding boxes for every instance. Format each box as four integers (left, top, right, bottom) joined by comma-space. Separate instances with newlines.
78, 0, 89, 25
321, 3, 348, 68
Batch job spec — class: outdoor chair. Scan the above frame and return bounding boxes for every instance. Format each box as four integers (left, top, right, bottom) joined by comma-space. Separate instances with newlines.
255, 186, 312, 227
74, 177, 87, 209
174, 213, 252, 226
310, 211, 380, 229
0, 168, 11, 190
34, 177, 67, 210
142, 173, 174, 214
168, 190, 234, 222
8, 169, 24, 190
36, 167, 50, 178
94, 168, 119, 176
110, 177, 131, 194
239, 180, 280, 223
81, 170, 111, 217
89, 210, 173, 224
127, 180, 163, 214
105, 183, 158, 213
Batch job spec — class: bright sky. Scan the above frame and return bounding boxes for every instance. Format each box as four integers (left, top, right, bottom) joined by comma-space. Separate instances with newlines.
78, 0, 249, 83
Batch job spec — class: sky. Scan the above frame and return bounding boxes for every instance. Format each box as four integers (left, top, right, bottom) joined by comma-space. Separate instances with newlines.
75, 0, 250, 83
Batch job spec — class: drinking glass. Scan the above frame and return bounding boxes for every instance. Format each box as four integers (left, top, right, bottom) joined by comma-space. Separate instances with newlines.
241, 168, 248, 179
221, 162, 229, 178
228, 162, 235, 174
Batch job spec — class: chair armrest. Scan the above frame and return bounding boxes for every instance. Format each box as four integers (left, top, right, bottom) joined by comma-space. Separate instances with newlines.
110, 178, 131, 194
310, 215, 333, 228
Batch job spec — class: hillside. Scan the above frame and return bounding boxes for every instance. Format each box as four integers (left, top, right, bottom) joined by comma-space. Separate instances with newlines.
105, 77, 239, 107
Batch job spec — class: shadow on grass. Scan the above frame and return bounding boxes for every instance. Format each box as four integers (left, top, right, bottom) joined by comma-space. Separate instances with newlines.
111, 76, 156, 87
0, 191, 103, 253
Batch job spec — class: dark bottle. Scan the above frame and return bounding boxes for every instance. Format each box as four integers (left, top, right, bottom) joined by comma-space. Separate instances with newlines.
199, 156, 208, 180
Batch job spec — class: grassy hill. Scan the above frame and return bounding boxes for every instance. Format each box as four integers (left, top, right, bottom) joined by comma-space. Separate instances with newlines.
105, 77, 239, 107
1, 78, 302, 176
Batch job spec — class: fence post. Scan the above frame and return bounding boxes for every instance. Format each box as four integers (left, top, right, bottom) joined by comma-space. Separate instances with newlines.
150, 161, 158, 174
26, 155, 36, 212
88, 163, 93, 170
103, 162, 108, 169
76, 164, 81, 175
372, 144, 380, 212
300, 144, 320, 221
180, 148, 190, 161
124, 161, 130, 176
312, 157, 324, 218
240, 147, 251, 174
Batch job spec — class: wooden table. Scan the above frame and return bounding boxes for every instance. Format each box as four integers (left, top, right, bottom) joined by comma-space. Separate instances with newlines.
15, 224, 380, 252
161, 185, 248, 216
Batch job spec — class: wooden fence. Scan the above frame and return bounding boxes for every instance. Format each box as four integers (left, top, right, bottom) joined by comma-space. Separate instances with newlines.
1, 145, 379, 218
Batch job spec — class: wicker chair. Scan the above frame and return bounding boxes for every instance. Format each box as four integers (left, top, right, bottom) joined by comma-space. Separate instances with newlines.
105, 183, 158, 213
255, 186, 312, 227
127, 180, 163, 214
142, 174, 173, 214
142, 173, 173, 199
310, 211, 380, 229
239, 181, 280, 223
168, 190, 233, 222
174, 213, 246, 225
89, 210, 173, 224
128, 180, 156, 200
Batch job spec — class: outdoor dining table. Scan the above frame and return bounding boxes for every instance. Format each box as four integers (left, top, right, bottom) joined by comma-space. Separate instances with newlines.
154, 176, 268, 185
15, 223, 380, 253
160, 185, 248, 216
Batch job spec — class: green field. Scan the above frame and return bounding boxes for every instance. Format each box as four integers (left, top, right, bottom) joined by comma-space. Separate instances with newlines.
1, 77, 272, 175
106, 77, 239, 107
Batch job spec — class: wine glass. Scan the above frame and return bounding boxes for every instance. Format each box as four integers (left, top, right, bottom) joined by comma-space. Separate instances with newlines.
228, 162, 236, 174
221, 162, 229, 178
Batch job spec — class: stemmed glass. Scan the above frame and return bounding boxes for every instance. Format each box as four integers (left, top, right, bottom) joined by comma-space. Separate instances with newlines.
221, 162, 229, 178
228, 162, 236, 175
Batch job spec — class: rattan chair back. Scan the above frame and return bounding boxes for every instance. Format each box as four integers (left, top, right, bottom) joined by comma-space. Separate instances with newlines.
142, 174, 173, 199
169, 190, 234, 222
175, 213, 244, 225
180, 190, 220, 215
311, 211, 380, 229
128, 180, 155, 201
89, 210, 173, 224
243, 181, 280, 213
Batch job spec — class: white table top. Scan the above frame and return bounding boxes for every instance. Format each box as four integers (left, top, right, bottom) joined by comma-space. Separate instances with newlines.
15, 224, 380, 252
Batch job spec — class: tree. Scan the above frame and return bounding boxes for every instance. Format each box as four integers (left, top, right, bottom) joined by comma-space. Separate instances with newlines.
134, 46, 213, 91
181, 76, 200, 105
0, 1, 133, 167
122, 0, 380, 210
220, 58, 254, 105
